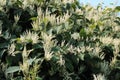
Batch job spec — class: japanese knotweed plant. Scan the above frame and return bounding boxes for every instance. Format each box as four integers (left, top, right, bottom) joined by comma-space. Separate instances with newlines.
19, 45, 43, 80
41, 32, 56, 61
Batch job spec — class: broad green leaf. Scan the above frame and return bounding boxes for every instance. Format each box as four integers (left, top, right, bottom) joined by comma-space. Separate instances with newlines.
27, 58, 36, 65
65, 58, 74, 72
80, 28, 86, 37
33, 44, 43, 49
116, 67, 120, 70
78, 53, 85, 61
36, 77, 43, 80
5, 66, 20, 74
115, 6, 120, 12
0, 49, 6, 59
55, 25, 63, 34
16, 43, 23, 50
89, 23, 96, 30
0, 43, 8, 48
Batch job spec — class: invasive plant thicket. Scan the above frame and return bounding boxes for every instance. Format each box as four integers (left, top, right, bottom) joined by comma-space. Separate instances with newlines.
0, 0, 120, 80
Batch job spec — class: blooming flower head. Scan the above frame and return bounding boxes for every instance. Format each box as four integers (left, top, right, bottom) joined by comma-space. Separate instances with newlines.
41, 32, 56, 61
0, 0, 6, 6
99, 36, 113, 45
44, 52, 53, 61
57, 55, 65, 66
19, 31, 39, 44
93, 74, 106, 80
113, 38, 120, 47
8, 43, 15, 56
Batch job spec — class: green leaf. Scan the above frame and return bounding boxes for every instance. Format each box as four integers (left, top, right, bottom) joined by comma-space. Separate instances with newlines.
16, 43, 23, 50
15, 0, 23, 6
78, 53, 85, 61
80, 28, 86, 37
115, 6, 120, 12
30, 17, 37, 21
5, 66, 20, 74
116, 67, 120, 70
55, 25, 63, 34
89, 23, 96, 30
36, 77, 43, 80
0, 49, 6, 59
65, 58, 74, 72
27, 58, 36, 65
52, 46, 60, 52
0, 43, 8, 49
33, 44, 43, 49
64, 22, 70, 30
51, 56, 59, 62
70, 54, 79, 66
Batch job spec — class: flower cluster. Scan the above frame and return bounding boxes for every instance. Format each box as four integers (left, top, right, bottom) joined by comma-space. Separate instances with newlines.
19, 31, 39, 44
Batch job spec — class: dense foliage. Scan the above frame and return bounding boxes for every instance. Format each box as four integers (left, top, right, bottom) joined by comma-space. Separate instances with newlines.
0, 0, 120, 80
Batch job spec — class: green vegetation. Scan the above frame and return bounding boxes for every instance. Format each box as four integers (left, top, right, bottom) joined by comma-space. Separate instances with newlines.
0, 0, 120, 80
